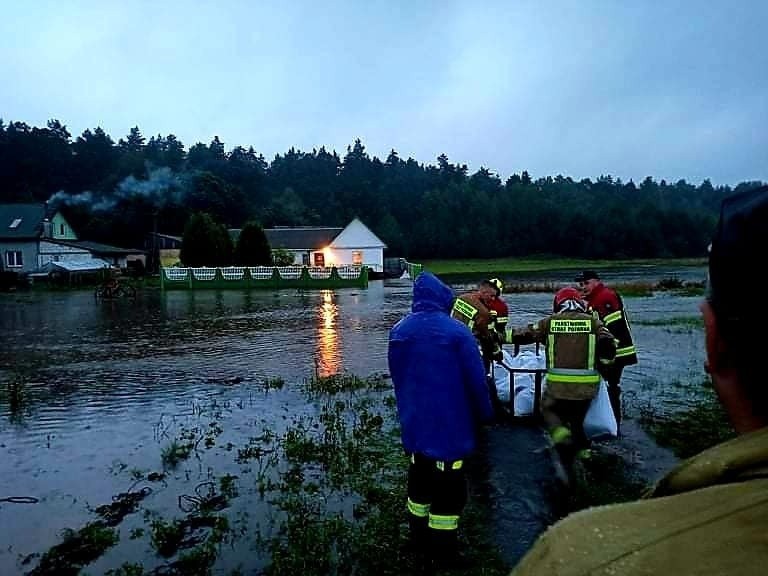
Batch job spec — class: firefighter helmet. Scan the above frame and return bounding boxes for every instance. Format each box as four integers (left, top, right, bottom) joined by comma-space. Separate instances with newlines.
553, 287, 582, 311
489, 278, 503, 296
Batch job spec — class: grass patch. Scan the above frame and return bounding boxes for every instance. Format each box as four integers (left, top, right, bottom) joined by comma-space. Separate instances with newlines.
568, 451, 647, 513
420, 257, 706, 276
639, 383, 736, 459
634, 316, 704, 328
29, 522, 119, 576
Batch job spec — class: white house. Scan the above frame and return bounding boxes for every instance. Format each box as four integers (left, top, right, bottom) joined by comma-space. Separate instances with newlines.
231, 218, 388, 273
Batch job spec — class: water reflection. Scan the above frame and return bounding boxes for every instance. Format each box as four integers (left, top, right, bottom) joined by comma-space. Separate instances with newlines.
315, 289, 341, 376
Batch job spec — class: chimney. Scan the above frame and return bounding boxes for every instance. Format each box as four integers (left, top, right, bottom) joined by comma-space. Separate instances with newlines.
42, 219, 52, 238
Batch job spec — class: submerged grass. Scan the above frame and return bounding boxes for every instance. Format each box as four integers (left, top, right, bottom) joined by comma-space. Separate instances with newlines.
28, 522, 119, 576
640, 382, 736, 459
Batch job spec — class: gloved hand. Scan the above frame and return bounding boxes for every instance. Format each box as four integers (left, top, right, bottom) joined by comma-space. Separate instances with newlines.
597, 336, 617, 363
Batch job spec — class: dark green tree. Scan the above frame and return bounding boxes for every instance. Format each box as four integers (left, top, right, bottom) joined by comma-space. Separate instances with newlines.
234, 220, 272, 266
180, 212, 233, 266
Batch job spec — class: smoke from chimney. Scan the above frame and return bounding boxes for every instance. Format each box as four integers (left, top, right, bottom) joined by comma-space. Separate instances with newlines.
47, 166, 186, 213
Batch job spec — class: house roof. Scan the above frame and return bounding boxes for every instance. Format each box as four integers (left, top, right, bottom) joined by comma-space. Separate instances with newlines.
330, 218, 387, 249
0, 203, 45, 239
41, 258, 113, 272
50, 239, 144, 255
262, 227, 344, 250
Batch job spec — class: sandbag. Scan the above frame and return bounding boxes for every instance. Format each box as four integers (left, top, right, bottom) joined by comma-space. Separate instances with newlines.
583, 381, 618, 440
493, 349, 546, 416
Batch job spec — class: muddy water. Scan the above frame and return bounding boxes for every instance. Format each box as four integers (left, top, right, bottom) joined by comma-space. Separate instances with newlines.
0, 267, 707, 573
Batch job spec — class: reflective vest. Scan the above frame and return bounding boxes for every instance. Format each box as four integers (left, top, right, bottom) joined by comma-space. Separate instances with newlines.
545, 316, 602, 388
599, 295, 637, 367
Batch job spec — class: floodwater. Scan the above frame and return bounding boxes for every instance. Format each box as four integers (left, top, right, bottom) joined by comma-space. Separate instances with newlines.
0, 266, 707, 574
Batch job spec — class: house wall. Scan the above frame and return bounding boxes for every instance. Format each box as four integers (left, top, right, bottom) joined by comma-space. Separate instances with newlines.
159, 249, 181, 267
325, 248, 384, 271
51, 213, 78, 240
0, 240, 38, 273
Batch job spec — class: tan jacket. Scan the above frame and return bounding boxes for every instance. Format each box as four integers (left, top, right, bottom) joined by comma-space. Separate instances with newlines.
510, 427, 768, 575
510, 310, 615, 400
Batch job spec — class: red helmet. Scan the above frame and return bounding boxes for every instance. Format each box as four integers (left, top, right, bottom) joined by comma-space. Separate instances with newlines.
553, 287, 582, 310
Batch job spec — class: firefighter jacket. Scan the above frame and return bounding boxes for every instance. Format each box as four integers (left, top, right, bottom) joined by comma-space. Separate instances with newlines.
487, 297, 509, 343
510, 426, 768, 576
388, 272, 494, 462
585, 282, 638, 367
450, 291, 492, 336
451, 291, 499, 361
509, 310, 615, 401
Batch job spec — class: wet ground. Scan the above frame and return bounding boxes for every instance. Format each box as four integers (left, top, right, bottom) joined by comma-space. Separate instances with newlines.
0, 266, 707, 574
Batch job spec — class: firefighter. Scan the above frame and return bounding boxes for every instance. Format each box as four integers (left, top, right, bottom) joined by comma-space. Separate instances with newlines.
509, 287, 616, 474
450, 280, 499, 372
575, 270, 637, 431
487, 277, 509, 352
388, 271, 494, 568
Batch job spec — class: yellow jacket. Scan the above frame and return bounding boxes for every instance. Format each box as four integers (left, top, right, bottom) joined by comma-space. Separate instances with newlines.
510, 427, 768, 575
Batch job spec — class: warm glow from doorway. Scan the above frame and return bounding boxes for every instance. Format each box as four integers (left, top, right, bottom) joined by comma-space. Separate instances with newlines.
316, 290, 340, 376
322, 246, 334, 267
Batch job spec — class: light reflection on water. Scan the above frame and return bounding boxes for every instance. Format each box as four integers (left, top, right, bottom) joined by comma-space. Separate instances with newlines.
0, 269, 708, 573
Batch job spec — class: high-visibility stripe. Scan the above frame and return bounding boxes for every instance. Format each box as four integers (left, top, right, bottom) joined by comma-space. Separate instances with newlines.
551, 426, 571, 444
452, 298, 478, 319
495, 317, 508, 326
548, 333, 556, 366
604, 310, 622, 324
435, 460, 463, 471
550, 319, 592, 333
587, 333, 595, 370
407, 498, 430, 518
546, 371, 601, 384
428, 514, 459, 531
577, 448, 592, 460
616, 345, 636, 357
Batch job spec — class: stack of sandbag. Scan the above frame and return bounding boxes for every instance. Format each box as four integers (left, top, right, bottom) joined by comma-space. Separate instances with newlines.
492, 348, 546, 416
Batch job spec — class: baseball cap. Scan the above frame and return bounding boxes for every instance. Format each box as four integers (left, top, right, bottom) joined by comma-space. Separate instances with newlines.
707, 185, 768, 334
574, 270, 600, 283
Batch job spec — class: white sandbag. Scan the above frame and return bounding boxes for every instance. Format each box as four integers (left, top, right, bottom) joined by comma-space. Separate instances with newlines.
493, 349, 546, 416
583, 381, 618, 440
493, 356, 512, 403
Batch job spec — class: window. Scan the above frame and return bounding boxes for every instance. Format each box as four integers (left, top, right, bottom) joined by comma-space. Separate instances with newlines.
314, 252, 325, 267
5, 250, 23, 268
302, 253, 310, 266
60, 223, 65, 235
352, 250, 363, 265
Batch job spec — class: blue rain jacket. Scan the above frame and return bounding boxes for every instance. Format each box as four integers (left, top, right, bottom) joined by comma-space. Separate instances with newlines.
388, 271, 493, 462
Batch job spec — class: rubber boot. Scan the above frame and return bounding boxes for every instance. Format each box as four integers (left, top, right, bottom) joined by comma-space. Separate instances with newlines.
428, 528, 471, 570
408, 515, 429, 549
607, 383, 622, 434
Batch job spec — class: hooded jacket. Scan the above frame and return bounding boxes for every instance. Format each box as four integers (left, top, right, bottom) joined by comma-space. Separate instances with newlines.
388, 271, 493, 462
510, 427, 768, 575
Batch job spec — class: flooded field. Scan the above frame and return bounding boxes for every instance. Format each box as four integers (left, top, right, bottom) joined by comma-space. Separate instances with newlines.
0, 266, 708, 574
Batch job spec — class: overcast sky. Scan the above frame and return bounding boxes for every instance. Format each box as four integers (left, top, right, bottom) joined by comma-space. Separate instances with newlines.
1, 1, 766, 185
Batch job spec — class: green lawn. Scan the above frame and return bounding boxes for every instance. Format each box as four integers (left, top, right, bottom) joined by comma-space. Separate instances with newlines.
419, 257, 706, 275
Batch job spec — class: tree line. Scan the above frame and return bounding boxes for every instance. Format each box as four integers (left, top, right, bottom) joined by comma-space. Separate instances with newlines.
2, 118, 763, 260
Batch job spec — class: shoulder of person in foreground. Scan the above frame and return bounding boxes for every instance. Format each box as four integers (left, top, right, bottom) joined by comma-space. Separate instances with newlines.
509, 472, 768, 576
